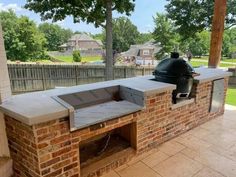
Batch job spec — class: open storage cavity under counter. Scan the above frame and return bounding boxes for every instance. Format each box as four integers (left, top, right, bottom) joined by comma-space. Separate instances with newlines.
53, 85, 144, 131
80, 122, 136, 176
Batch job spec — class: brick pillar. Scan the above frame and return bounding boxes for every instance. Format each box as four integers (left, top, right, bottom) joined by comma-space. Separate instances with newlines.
0, 23, 11, 157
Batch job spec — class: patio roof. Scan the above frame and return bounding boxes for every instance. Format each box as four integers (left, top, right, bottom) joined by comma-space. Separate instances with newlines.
103, 105, 236, 177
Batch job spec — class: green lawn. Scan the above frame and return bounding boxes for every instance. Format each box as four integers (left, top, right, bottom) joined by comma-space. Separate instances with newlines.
222, 58, 236, 62
36, 59, 53, 63
56, 55, 102, 63
190, 61, 236, 68
226, 86, 236, 106
192, 57, 236, 62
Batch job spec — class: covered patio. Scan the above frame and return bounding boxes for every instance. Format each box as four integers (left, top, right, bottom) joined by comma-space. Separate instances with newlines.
103, 105, 236, 177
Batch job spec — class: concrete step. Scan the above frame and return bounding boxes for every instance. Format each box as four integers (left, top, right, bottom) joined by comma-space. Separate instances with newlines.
0, 157, 13, 177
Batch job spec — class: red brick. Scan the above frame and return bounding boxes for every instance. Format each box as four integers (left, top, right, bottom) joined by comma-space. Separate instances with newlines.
44, 169, 62, 177
149, 99, 156, 104
39, 154, 51, 163
50, 134, 70, 145
37, 142, 49, 149
36, 128, 48, 136
37, 132, 57, 143
63, 162, 78, 172
61, 151, 77, 160
41, 168, 50, 176
52, 159, 71, 170
40, 157, 60, 169
52, 147, 71, 158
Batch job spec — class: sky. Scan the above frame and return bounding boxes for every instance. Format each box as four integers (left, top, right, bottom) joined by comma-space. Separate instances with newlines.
0, 0, 168, 34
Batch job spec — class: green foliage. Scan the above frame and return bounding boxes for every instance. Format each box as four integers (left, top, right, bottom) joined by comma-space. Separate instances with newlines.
102, 17, 140, 52
93, 33, 104, 42
25, 0, 135, 28
222, 32, 231, 57
0, 10, 46, 61
186, 31, 210, 57
153, 13, 179, 59
223, 28, 236, 57
136, 33, 153, 44
72, 50, 82, 62
101, 22, 152, 52
39, 23, 73, 51
152, 12, 236, 58
165, 0, 236, 39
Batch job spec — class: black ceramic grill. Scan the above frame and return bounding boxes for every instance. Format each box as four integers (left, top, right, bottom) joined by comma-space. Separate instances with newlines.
153, 52, 197, 103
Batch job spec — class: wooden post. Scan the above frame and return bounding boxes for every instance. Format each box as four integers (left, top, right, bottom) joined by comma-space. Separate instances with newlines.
142, 67, 145, 76
41, 65, 46, 90
75, 65, 79, 85
208, 0, 227, 68
124, 67, 127, 78
0, 23, 11, 157
0, 23, 11, 103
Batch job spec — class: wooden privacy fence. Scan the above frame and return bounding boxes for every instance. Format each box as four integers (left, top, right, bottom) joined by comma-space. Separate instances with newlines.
8, 64, 154, 94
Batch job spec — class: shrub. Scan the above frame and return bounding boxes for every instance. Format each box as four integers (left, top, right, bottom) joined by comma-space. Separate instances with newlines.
73, 50, 82, 62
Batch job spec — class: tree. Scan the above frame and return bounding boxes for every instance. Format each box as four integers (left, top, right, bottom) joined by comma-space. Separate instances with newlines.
0, 10, 46, 61
165, 0, 236, 39
136, 33, 153, 44
153, 13, 179, 59
73, 50, 82, 62
38, 23, 73, 51
102, 17, 140, 52
226, 27, 236, 57
93, 33, 104, 42
183, 31, 210, 57
25, 0, 135, 80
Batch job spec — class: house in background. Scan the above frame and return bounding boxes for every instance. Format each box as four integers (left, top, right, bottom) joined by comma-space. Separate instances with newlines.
59, 33, 103, 56
121, 40, 161, 66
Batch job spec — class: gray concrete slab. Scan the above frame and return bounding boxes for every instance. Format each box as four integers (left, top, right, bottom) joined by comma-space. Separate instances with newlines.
73, 100, 142, 130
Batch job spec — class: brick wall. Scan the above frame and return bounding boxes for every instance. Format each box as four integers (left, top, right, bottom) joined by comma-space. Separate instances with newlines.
4, 78, 229, 177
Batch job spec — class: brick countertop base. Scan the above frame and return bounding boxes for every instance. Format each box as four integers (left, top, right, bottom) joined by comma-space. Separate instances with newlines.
4, 78, 229, 177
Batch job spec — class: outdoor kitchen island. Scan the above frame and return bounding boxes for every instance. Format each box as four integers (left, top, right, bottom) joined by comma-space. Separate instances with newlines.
0, 68, 232, 177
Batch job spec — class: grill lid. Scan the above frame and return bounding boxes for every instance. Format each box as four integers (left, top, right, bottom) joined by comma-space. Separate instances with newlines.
153, 52, 195, 78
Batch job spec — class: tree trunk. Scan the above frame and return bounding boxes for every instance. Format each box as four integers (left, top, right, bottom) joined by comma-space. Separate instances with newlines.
208, 0, 227, 68
105, 0, 113, 80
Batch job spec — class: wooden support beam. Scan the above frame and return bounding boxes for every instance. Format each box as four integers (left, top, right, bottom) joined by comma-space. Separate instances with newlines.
0, 23, 11, 103
208, 0, 227, 68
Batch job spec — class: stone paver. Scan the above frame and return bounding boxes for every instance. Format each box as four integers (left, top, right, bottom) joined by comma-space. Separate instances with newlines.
153, 153, 203, 177
101, 105, 236, 177
192, 167, 225, 177
118, 162, 161, 177
142, 151, 169, 168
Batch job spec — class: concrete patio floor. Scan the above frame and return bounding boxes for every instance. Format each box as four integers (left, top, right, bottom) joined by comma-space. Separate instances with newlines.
102, 105, 236, 177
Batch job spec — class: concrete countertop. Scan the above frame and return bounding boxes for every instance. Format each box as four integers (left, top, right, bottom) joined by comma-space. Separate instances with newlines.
194, 67, 232, 83
0, 67, 231, 125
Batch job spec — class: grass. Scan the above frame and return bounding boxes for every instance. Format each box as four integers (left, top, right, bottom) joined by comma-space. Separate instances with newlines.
56, 55, 102, 63
226, 86, 236, 106
190, 61, 236, 68
36, 59, 53, 63
222, 58, 236, 62
192, 56, 236, 62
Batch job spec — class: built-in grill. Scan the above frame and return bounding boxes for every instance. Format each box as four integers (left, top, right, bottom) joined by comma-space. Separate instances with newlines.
153, 52, 198, 103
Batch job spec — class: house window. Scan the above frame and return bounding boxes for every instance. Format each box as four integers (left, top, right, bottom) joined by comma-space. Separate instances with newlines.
143, 50, 150, 55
